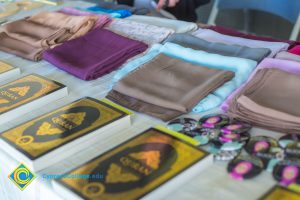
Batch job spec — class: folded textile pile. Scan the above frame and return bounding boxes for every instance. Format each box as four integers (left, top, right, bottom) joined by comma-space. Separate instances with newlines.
164, 33, 270, 62
228, 60, 300, 133
0, 11, 98, 61
112, 42, 257, 113
59, 7, 111, 28
276, 51, 300, 62
202, 25, 300, 49
84, 6, 132, 18
28, 12, 98, 40
192, 28, 289, 57
43, 28, 148, 80
108, 54, 234, 121
288, 45, 300, 55
222, 58, 300, 111
106, 18, 174, 44
126, 15, 198, 33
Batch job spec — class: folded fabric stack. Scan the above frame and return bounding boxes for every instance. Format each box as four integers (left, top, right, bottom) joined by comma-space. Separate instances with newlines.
0, 11, 99, 61
109, 42, 258, 118
227, 58, 300, 133
106, 18, 174, 44
126, 15, 198, 33
192, 28, 289, 57
276, 51, 300, 62
1, 3, 300, 128
164, 33, 270, 62
108, 53, 234, 121
43, 28, 148, 80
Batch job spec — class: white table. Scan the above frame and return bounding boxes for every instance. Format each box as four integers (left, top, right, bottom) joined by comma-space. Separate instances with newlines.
0, 1, 282, 199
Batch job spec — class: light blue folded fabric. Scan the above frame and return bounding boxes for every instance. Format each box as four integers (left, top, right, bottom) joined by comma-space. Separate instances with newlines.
86, 6, 132, 18
112, 42, 257, 112
76, 7, 122, 18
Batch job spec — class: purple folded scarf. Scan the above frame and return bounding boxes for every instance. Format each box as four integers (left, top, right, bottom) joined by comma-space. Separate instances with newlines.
43, 28, 148, 80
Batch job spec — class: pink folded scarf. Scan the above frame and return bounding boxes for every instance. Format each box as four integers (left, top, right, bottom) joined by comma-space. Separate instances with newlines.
59, 7, 111, 28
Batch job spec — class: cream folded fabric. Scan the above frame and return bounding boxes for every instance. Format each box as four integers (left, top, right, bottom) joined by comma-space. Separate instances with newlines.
228, 68, 300, 133
126, 15, 197, 33
111, 54, 234, 121
106, 18, 174, 44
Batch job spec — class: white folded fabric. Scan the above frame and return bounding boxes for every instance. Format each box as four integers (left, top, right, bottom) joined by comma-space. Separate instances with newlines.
126, 15, 198, 33
106, 18, 174, 44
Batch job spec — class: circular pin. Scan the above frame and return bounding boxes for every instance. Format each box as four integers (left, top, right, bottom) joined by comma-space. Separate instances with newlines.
228, 155, 264, 180
214, 150, 240, 161
199, 114, 230, 129
167, 118, 198, 133
245, 136, 278, 155
279, 134, 300, 148
221, 122, 252, 134
273, 159, 300, 186
219, 131, 250, 144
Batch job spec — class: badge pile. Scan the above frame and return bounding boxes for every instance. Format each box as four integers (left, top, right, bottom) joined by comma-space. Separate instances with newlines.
167, 114, 300, 186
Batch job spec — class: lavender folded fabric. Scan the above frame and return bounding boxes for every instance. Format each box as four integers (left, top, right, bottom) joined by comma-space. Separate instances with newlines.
43, 28, 148, 80
59, 7, 111, 28
192, 29, 289, 57
223, 58, 300, 111
164, 33, 270, 62
228, 67, 300, 133
276, 51, 300, 63
109, 53, 234, 121
203, 25, 300, 49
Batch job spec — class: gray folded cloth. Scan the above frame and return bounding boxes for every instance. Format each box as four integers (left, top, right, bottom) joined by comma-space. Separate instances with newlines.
275, 51, 300, 63
164, 33, 270, 62
98, 1, 149, 15
228, 68, 300, 133
109, 53, 234, 121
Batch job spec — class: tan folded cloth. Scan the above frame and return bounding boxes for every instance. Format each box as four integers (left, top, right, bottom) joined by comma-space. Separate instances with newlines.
111, 54, 234, 121
2, 19, 71, 48
228, 68, 300, 133
0, 11, 97, 61
107, 90, 182, 121
0, 32, 43, 61
28, 12, 98, 40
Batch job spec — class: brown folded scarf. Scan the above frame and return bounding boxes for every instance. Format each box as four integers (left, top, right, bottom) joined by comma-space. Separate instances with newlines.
109, 54, 234, 121
28, 12, 98, 40
2, 19, 71, 48
0, 11, 97, 61
228, 68, 300, 133
0, 32, 43, 61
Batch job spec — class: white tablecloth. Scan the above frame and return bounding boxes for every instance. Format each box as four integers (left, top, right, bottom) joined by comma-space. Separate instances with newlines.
0, 1, 282, 199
